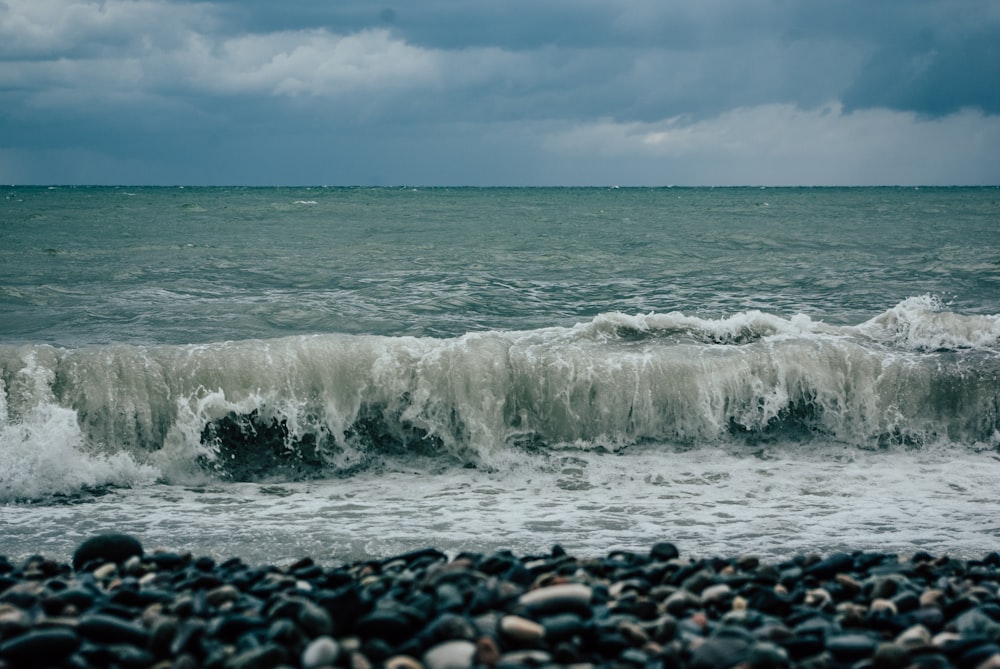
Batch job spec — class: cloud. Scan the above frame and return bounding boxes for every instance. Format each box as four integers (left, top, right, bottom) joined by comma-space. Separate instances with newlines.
178, 28, 440, 96
0, 0, 212, 57
541, 104, 1000, 185
0, 0, 998, 184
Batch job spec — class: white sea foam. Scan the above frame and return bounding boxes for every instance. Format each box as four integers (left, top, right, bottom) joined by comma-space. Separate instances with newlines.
3, 440, 999, 564
1, 298, 998, 500
857, 295, 1000, 351
0, 365, 158, 501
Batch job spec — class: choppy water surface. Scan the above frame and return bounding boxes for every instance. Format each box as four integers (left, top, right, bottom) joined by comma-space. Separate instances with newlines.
1, 187, 999, 563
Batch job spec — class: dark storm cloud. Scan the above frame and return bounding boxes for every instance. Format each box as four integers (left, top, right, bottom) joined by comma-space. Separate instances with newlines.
0, 0, 997, 185
202, 0, 1000, 117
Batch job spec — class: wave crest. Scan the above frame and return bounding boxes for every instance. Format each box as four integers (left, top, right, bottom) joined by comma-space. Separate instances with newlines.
2, 298, 998, 498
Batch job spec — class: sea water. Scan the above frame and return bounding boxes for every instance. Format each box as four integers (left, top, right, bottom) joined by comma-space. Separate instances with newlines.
1, 186, 998, 564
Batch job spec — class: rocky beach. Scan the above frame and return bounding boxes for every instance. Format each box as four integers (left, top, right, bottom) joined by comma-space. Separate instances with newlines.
1, 534, 999, 669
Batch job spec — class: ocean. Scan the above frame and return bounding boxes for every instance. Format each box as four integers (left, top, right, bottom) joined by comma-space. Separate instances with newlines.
1, 186, 998, 566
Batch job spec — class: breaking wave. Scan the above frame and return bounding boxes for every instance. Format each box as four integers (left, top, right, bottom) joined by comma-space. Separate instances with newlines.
1, 297, 998, 500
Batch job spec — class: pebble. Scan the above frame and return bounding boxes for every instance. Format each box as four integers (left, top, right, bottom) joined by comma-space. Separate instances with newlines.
302, 635, 341, 668
518, 583, 593, 615
2, 534, 1000, 669
422, 639, 477, 669
71, 533, 143, 571
499, 615, 545, 643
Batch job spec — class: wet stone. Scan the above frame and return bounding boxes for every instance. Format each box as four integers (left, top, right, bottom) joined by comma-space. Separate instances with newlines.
826, 633, 878, 662
5, 535, 1000, 669
385, 654, 424, 669
500, 615, 545, 643
0, 627, 80, 666
78, 612, 151, 647
423, 639, 477, 669
223, 642, 288, 669
650, 543, 680, 562
356, 609, 416, 644
518, 583, 593, 616
72, 534, 144, 572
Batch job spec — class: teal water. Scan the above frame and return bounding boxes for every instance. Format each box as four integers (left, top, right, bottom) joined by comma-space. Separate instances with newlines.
1, 186, 999, 564
3, 186, 998, 345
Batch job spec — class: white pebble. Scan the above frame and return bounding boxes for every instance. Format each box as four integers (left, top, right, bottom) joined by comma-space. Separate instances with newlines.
423, 640, 476, 669
302, 636, 341, 669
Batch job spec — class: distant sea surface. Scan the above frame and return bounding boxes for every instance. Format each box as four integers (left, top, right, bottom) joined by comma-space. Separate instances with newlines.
2, 186, 999, 564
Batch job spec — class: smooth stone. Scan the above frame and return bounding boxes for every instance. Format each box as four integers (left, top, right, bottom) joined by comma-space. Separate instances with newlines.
293, 598, 334, 638
107, 644, 156, 668
746, 641, 790, 669
958, 643, 1000, 669
896, 624, 932, 649
780, 634, 825, 660
223, 642, 288, 669
664, 589, 701, 616
269, 596, 333, 637
618, 620, 649, 645
975, 654, 1000, 669
619, 647, 651, 665
356, 609, 415, 644
206, 584, 242, 607
0, 628, 80, 665
496, 649, 552, 666
420, 613, 476, 644
518, 583, 592, 615
474, 636, 500, 667
872, 642, 911, 669
920, 589, 946, 607
826, 633, 878, 661
955, 609, 1000, 637
835, 574, 862, 598
267, 618, 309, 650
385, 654, 424, 669
302, 636, 341, 669
423, 640, 476, 669
500, 615, 545, 643
908, 653, 954, 669
910, 606, 945, 631
650, 542, 680, 562
73, 534, 144, 571
690, 635, 752, 669
803, 553, 853, 579
804, 588, 832, 609
435, 583, 465, 612
350, 651, 373, 669
0, 604, 32, 634
680, 569, 717, 595
701, 583, 732, 606
78, 613, 151, 647
92, 562, 118, 579
892, 592, 921, 614
541, 612, 585, 641
869, 598, 898, 616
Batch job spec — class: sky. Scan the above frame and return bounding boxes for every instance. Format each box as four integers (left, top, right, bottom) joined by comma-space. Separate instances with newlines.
1, 0, 998, 186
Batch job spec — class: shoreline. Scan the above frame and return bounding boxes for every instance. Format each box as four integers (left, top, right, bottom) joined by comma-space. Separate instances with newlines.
1, 534, 999, 668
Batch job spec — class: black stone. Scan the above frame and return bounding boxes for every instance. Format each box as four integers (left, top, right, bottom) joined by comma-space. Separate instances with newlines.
690, 634, 752, 669
0, 628, 80, 666
355, 608, 416, 644
78, 613, 152, 647
73, 533, 144, 571
145, 552, 188, 570
650, 542, 680, 562
540, 613, 585, 641
803, 552, 853, 580
53, 586, 99, 611
826, 633, 878, 662
778, 634, 825, 660
223, 642, 288, 669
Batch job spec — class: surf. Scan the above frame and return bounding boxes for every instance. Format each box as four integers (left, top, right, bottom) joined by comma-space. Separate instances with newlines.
1, 297, 998, 500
